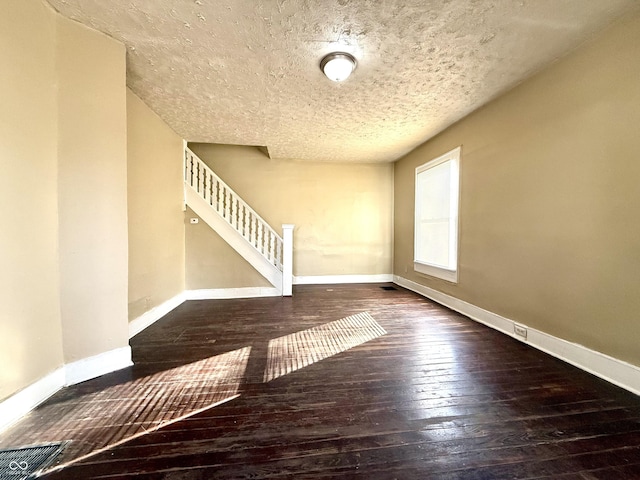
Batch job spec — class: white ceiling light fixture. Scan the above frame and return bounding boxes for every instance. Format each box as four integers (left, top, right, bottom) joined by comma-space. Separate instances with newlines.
320, 52, 357, 82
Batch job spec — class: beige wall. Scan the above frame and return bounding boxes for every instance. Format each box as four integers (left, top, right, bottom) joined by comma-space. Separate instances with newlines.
127, 90, 185, 320
185, 207, 270, 289
394, 13, 640, 367
189, 143, 394, 282
0, 0, 64, 401
56, 16, 129, 362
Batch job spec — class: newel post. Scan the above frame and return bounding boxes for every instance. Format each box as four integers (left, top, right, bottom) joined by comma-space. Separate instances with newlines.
282, 224, 294, 296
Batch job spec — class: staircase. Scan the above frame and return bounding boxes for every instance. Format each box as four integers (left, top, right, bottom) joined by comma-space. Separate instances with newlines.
183, 145, 293, 296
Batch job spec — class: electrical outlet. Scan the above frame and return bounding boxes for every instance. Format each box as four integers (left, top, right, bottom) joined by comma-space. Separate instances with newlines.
514, 324, 527, 339
190, 218, 199, 224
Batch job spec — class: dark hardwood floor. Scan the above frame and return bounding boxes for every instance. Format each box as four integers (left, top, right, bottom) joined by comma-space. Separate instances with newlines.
2, 284, 640, 479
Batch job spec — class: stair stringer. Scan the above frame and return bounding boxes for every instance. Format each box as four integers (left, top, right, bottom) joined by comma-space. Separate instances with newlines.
185, 186, 283, 291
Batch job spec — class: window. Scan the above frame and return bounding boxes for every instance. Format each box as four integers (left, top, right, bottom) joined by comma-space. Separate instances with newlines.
414, 146, 461, 282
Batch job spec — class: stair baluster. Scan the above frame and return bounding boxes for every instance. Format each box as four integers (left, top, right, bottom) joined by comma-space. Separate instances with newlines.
183, 145, 293, 295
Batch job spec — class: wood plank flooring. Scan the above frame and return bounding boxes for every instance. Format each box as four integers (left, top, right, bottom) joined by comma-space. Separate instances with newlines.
2, 284, 640, 479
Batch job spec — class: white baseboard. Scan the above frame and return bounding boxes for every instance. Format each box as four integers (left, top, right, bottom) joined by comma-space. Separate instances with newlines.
64, 346, 133, 387
394, 275, 640, 396
1, 347, 133, 433
129, 293, 187, 339
0, 368, 65, 433
129, 288, 283, 338
293, 274, 394, 285
1, 284, 278, 433
185, 287, 281, 300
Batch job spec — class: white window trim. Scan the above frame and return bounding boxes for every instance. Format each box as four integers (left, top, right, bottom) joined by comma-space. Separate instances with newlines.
414, 146, 461, 283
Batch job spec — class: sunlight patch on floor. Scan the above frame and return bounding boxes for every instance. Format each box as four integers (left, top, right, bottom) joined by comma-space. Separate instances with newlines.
10, 347, 251, 473
263, 312, 386, 383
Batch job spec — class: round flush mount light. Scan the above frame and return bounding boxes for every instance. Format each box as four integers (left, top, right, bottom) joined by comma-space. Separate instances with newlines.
320, 52, 357, 82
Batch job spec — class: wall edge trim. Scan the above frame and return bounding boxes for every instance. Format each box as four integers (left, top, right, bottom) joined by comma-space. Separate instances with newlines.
184, 287, 281, 300
0, 368, 65, 434
64, 346, 133, 387
294, 274, 394, 285
129, 293, 187, 339
393, 275, 640, 397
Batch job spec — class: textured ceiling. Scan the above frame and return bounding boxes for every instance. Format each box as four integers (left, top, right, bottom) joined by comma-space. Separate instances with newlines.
47, 0, 638, 163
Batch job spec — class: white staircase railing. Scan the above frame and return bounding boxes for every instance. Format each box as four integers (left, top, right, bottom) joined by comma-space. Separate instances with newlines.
184, 145, 293, 295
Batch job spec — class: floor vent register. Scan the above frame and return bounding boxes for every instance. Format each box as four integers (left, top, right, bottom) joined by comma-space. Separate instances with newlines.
0, 443, 64, 480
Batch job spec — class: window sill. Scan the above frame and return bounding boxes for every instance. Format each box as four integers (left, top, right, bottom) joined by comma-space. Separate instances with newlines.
414, 261, 458, 283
